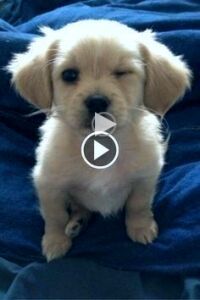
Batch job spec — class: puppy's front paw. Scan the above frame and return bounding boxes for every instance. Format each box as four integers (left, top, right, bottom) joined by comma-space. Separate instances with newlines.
42, 233, 72, 262
126, 217, 158, 245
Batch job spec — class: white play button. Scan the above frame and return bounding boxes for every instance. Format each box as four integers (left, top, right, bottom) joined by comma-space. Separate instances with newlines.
81, 131, 119, 169
94, 140, 109, 160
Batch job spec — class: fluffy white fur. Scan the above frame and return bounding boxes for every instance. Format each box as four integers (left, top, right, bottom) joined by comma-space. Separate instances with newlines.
7, 19, 191, 261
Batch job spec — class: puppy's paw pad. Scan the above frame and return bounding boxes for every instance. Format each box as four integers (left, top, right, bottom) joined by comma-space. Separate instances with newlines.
42, 233, 72, 262
127, 219, 158, 244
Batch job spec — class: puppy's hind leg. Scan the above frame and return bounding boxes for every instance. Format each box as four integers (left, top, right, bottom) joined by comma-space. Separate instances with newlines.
65, 203, 91, 239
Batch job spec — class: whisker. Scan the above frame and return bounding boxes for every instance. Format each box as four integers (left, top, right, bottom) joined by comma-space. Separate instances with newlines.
25, 108, 51, 117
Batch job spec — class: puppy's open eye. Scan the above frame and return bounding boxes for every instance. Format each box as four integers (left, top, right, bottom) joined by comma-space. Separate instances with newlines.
114, 70, 133, 78
61, 69, 79, 83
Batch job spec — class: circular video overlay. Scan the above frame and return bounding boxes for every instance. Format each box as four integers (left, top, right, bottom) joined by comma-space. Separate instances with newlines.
81, 131, 119, 169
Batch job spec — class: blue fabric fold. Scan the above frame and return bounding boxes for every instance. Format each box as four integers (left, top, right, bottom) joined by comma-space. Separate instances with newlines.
0, 0, 200, 274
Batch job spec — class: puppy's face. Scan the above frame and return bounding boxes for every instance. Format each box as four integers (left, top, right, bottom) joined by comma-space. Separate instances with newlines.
8, 20, 191, 132
53, 38, 145, 129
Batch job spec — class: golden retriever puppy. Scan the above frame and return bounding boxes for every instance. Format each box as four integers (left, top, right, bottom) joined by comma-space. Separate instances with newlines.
8, 20, 191, 261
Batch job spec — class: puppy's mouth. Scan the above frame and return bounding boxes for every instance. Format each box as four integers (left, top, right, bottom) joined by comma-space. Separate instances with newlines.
83, 112, 100, 130
82, 110, 118, 135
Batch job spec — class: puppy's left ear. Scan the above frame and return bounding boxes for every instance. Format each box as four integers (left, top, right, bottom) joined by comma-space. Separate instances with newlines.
140, 31, 192, 115
7, 29, 57, 109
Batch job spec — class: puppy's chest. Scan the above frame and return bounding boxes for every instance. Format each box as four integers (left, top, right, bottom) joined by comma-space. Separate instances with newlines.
67, 150, 136, 215
68, 166, 132, 216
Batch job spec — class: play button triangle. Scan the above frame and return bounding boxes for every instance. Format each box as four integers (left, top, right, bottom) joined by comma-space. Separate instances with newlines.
94, 140, 109, 160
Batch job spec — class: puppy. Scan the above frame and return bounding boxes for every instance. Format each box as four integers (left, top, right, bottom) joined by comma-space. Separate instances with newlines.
8, 20, 191, 261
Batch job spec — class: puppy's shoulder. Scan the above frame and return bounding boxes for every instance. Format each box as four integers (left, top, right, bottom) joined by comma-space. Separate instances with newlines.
136, 111, 163, 145
39, 116, 65, 139
130, 111, 165, 170
35, 116, 69, 162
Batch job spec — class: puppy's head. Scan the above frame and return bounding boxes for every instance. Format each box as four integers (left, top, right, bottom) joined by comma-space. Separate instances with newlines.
8, 20, 191, 131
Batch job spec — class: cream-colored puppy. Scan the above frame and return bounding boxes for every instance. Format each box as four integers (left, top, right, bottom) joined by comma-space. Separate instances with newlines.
8, 20, 191, 261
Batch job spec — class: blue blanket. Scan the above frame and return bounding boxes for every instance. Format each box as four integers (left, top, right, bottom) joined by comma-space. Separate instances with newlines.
0, 0, 200, 274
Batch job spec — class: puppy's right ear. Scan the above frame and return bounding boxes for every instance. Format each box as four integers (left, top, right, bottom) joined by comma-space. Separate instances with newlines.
7, 31, 57, 109
139, 30, 191, 116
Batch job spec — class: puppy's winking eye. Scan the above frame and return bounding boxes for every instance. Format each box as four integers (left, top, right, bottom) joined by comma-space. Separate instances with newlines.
62, 69, 79, 83
114, 70, 133, 78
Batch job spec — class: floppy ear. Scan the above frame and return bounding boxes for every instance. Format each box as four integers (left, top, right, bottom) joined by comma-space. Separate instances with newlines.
7, 30, 57, 109
140, 31, 191, 115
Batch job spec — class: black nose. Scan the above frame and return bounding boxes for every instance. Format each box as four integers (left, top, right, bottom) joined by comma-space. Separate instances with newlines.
85, 94, 110, 114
